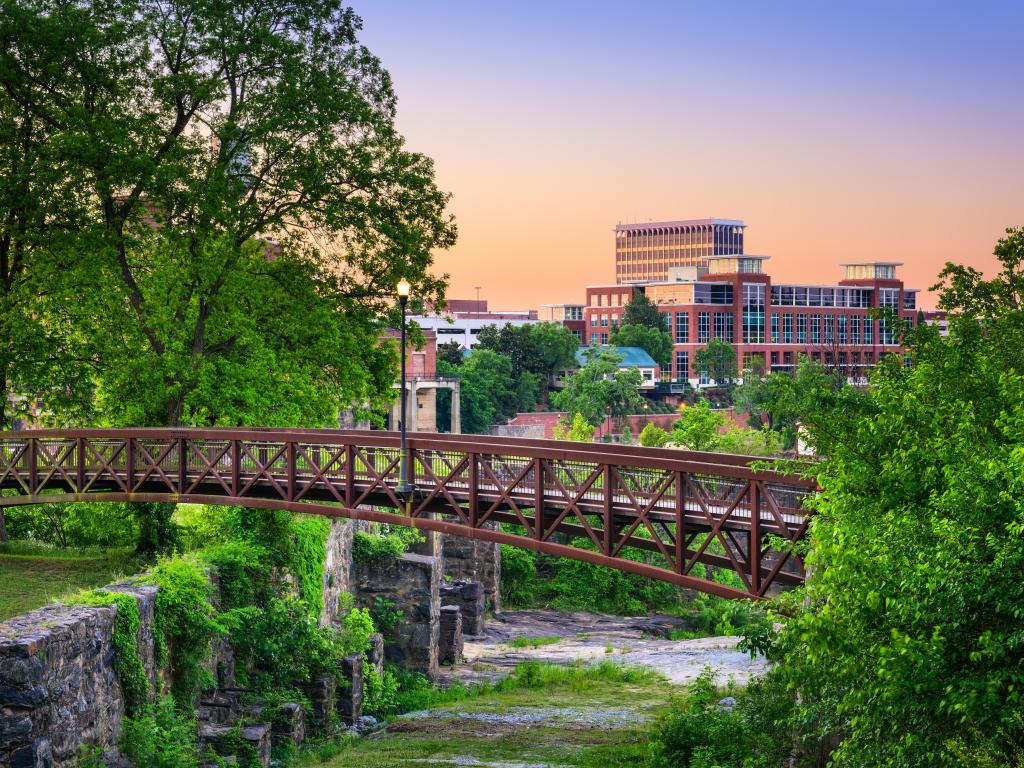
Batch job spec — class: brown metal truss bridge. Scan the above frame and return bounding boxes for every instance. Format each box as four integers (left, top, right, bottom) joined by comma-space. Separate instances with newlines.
0, 429, 816, 600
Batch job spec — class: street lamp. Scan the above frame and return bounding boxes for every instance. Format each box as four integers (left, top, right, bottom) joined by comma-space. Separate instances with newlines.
396, 278, 413, 508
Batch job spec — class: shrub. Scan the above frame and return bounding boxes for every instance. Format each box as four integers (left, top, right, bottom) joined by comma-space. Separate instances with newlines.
499, 544, 537, 607
120, 696, 201, 768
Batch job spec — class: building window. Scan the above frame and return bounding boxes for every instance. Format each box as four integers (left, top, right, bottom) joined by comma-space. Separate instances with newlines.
698, 312, 711, 343
851, 315, 861, 344
742, 284, 765, 344
675, 351, 689, 381
796, 314, 807, 344
713, 311, 734, 342
590, 317, 597, 328
879, 288, 899, 309
601, 316, 609, 327
810, 314, 821, 344
674, 312, 689, 344
824, 315, 835, 343
903, 292, 916, 310
770, 314, 779, 343
782, 314, 793, 344
601, 333, 609, 344
880, 318, 896, 345
864, 319, 874, 345
837, 315, 848, 344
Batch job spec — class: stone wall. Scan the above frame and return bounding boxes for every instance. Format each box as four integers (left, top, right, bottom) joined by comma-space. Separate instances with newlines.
352, 553, 440, 680
441, 527, 502, 613
0, 584, 158, 768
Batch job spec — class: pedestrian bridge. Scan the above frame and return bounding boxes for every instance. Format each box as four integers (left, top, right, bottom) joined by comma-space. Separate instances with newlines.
0, 429, 816, 600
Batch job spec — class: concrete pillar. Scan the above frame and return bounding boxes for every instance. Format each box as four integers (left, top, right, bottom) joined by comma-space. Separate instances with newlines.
450, 384, 461, 434
407, 381, 418, 434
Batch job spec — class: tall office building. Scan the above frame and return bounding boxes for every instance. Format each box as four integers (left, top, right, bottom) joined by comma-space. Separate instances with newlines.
615, 218, 745, 284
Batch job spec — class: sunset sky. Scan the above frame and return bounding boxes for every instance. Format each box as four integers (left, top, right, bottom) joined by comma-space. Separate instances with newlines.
357, 1, 1024, 311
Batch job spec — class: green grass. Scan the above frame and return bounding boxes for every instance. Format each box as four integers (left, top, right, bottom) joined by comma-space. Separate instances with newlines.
0, 545, 138, 622
295, 661, 672, 768
507, 634, 563, 649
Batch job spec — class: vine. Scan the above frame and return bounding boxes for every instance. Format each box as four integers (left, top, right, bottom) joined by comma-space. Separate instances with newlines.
66, 590, 148, 716
288, 517, 330, 618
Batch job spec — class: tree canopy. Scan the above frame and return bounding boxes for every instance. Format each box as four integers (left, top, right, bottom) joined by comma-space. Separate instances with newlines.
551, 349, 644, 428
475, 322, 579, 401
609, 323, 673, 370
621, 291, 667, 332
0, 0, 456, 428
760, 227, 1024, 765
693, 339, 738, 386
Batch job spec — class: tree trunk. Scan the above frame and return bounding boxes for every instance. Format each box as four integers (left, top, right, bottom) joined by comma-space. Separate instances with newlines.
0, 506, 7, 543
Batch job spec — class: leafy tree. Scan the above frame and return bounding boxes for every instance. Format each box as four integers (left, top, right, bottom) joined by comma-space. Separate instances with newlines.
552, 349, 644, 428
732, 363, 841, 448
552, 413, 595, 442
621, 290, 667, 332
693, 338, 739, 386
0, 0, 455, 551
475, 322, 578, 403
0, 0, 455, 427
436, 340, 465, 367
638, 422, 669, 448
671, 399, 725, 451
446, 349, 518, 434
761, 228, 1024, 766
609, 322, 673, 369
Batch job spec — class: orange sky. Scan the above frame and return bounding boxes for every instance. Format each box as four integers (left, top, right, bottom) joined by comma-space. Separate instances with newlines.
357, 2, 1024, 312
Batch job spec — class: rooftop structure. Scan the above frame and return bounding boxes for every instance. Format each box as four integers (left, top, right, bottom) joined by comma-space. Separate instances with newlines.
615, 217, 745, 284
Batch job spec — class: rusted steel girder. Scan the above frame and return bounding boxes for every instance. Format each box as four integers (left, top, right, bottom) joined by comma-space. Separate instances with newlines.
0, 429, 816, 599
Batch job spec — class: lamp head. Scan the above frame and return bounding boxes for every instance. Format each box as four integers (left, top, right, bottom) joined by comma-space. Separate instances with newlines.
397, 278, 412, 300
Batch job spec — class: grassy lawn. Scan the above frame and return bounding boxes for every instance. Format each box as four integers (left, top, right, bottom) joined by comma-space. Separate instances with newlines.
298, 662, 674, 768
0, 546, 138, 622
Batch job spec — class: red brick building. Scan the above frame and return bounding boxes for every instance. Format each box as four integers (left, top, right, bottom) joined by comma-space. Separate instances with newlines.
584, 258, 919, 385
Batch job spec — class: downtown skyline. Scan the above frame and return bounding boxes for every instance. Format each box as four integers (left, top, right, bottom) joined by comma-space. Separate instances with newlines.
356, 1, 1024, 310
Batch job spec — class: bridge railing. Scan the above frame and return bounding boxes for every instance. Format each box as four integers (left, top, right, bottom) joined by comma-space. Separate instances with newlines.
0, 429, 817, 599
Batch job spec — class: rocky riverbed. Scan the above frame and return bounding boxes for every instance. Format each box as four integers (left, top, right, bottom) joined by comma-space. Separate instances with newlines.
439, 609, 765, 687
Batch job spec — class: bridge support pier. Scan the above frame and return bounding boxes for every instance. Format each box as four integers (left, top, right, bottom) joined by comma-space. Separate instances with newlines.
352, 553, 440, 681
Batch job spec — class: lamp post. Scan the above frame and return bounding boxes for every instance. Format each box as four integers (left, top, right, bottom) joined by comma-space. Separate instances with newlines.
396, 278, 413, 509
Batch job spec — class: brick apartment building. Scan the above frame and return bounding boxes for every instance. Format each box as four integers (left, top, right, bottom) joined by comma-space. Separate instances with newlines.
585, 255, 919, 385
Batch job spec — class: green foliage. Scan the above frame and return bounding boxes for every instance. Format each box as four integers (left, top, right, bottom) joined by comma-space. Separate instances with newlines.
120, 696, 202, 768
648, 667, 797, 768
441, 349, 518, 433
289, 517, 331, 619
4, 502, 137, 549
610, 322, 673, 369
144, 557, 220, 708
761, 228, 1024, 766
552, 412, 596, 442
638, 422, 670, 448
133, 502, 180, 557
552, 348, 645, 427
352, 525, 424, 562
622, 291, 667, 332
201, 540, 272, 612
714, 425, 782, 456
499, 544, 537, 607
67, 590, 148, 716
693, 338, 739, 386
475, 321, 580, 403
733, 361, 845, 450
672, 400, 726, 451
368, 597, 404, 637
507, 635, 561, 649
0, 0, 456, 430
545, 552, 679, 615
436, 339, 465, 367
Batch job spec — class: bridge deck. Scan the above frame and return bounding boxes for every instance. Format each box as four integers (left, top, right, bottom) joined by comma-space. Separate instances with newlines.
0, 429, 816, 599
